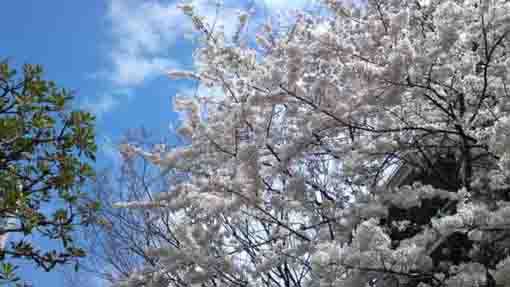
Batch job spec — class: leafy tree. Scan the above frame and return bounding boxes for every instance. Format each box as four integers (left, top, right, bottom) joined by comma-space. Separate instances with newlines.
0, 61, 97, 284
116, 1, 510, 287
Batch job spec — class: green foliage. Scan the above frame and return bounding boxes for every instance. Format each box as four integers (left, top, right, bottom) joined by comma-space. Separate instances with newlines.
0, 60, 98, 284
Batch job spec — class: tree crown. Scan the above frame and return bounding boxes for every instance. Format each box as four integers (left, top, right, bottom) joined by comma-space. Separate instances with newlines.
0, 61, 97, 284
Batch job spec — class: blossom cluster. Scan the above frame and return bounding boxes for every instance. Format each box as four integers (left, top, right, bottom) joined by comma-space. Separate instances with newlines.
115, 1, 510, 286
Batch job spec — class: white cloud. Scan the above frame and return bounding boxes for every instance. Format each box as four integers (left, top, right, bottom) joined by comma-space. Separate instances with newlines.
259, 0, 314, 11
110, 52, 178, 86
107, 0, 187, 86
84, 0, 188, 119
82, 88, 133, 119
82, 94, 117, 119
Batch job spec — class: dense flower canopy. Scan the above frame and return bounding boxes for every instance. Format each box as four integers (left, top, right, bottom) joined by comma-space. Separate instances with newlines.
116, 0, 510, 286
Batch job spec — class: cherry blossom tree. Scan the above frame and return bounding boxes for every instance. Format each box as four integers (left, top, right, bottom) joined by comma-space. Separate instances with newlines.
115, 0, 510, 286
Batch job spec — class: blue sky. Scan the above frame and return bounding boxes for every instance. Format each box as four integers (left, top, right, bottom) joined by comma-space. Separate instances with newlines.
0, 0, 313, 285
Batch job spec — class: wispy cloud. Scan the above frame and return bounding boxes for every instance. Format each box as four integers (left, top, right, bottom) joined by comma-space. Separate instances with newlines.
83, 0, 188, 118
109, 53, 177, 87
81, 88, 132, 119
258, 0, 315, 11
107, 0, 186, 86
